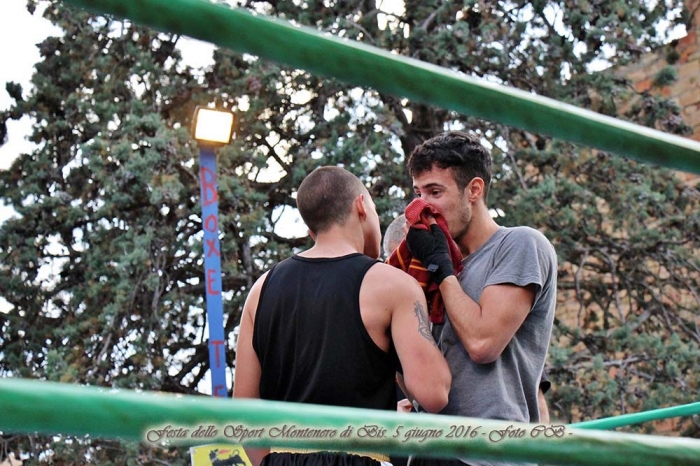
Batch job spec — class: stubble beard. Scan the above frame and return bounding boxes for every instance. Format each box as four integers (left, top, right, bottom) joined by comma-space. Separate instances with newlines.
450, 203, 472, 245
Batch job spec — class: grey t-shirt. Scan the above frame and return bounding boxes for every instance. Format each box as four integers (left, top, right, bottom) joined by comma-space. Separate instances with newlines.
437, 226, 557, 465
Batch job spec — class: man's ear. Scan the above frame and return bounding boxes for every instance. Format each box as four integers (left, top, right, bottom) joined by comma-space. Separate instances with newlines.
308, 229, 317, 241
355, 194, 368, 220
466, 178, 485, 203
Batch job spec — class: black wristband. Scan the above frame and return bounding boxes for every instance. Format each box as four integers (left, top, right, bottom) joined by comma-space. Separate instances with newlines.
431, 258, 455, 285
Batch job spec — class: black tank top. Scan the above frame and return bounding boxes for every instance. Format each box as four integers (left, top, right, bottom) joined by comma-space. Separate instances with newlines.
252, 253, 398, 411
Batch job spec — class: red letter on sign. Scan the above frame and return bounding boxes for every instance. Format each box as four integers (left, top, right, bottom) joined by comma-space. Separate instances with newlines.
200, 167, 218, 206
204, 214, 218, 233
206, 238, 220, 257
212, 340, 224, 367
213, 385, 226, 397
207, 269, 220, 295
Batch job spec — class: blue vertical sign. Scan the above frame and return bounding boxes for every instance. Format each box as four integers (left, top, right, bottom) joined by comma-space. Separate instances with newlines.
198, 147, 227, 397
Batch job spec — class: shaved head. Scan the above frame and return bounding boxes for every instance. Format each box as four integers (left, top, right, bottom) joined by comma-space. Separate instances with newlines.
296, 166, 367, 234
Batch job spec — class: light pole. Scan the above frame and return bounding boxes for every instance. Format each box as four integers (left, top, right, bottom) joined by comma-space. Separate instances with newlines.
192, 107, 235, 397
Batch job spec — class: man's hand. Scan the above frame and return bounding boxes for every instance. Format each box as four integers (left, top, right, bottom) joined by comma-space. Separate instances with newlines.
406, 224, 455, 284
397, 398, 413, 413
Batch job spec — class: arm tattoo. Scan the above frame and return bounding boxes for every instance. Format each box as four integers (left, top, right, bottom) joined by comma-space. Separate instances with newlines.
413, 301, 438, 346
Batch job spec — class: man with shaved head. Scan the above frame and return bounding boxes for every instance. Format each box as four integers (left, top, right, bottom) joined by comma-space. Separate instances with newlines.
234, 166, 451, 466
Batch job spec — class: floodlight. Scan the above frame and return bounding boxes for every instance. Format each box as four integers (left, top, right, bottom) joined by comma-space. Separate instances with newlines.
192, 107, 234, 146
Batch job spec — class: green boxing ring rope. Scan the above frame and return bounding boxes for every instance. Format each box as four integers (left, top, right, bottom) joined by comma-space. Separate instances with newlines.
1, 378, 700, 466
62, 0, 700, 174
573, 401, 700, 431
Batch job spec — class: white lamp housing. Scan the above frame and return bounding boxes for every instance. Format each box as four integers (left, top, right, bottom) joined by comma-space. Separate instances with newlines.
193, 107, 235, 146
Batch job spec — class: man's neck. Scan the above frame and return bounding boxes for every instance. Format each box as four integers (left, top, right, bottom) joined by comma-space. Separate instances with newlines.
298, 229, 363, 258
458, 210, 500, 256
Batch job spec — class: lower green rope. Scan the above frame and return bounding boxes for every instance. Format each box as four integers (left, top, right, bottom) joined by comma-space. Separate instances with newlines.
1, 378, 699, 466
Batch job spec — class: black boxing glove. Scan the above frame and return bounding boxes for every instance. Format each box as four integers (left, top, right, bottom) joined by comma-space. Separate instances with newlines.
406, 224, 455, 285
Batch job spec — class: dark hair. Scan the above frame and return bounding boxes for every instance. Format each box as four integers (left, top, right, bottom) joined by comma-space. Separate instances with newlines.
407, 131, 492, 200
296, 166, 365, 234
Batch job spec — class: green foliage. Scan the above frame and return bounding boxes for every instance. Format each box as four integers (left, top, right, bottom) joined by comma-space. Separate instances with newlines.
653, 65, 679, 87
1, 0, 699, 462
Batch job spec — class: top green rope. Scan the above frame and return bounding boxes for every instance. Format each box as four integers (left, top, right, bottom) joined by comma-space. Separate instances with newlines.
62, 0, 700, 174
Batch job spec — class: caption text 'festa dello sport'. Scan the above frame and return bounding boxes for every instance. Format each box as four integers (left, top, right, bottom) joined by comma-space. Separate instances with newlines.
145, 423, 570, 444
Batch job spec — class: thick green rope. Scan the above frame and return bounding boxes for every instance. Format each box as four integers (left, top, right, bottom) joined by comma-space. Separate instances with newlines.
572, 401, 700, 431
61, 0, 700, 174
2, 378, 700, 465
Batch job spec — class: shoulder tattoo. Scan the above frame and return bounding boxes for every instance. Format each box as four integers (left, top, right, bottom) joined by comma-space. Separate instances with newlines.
413, 301, 437, 346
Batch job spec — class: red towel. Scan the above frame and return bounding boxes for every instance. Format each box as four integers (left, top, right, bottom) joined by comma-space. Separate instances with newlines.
386, 199, 463, 324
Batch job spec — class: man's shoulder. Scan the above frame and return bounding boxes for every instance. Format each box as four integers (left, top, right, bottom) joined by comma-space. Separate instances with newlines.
367, 261, 423, 291
250, 269, 272, 294
501, 226, 555, 252
502, 225, 547, 239
368, 260, 412, 279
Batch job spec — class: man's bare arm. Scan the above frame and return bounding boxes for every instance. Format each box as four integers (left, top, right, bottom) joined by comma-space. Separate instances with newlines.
538, 388, 550, 424
233, 273, 269, 466
439, 277, 534, 364
233, 274, 266, 399
391, 276, 451, 413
